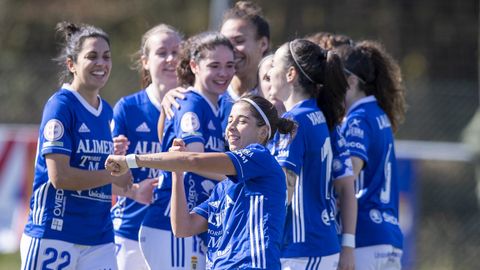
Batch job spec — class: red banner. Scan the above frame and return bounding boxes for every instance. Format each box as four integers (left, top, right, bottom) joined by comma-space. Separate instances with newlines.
0, 125, 37, 253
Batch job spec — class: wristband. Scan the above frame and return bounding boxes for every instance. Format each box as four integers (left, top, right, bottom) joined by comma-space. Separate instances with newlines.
341, 233, 356, 248
125, 154, 138, 169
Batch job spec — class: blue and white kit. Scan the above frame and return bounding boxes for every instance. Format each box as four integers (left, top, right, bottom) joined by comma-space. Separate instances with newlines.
271, 98, 340, 258
193, 144, 286, 270
21, 84, 116, 270
340, 95, 403, 249
140, 89, 225, 269
142, 89, 225, 231
110, 84, 162, 241
24, 83, 114, 245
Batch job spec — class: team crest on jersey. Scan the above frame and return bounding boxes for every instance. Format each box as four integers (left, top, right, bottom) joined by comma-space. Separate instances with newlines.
321, 209, 331, 225
369, 209, 383, 224
44, 119, 64, 141
180, 112, 200, 133
333, 158, 343, 172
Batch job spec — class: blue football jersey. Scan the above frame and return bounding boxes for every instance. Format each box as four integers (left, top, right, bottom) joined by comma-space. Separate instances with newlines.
110, 85, 162, 241
340, 95, 403, 249
272, 98, 340, 257
142, 90, 224, 230
24, 84, 114, 245
193, 144, 286, 270
330, 125, 354, 234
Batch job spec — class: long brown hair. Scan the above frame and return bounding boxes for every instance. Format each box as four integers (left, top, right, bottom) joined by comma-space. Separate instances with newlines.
338, 40, 406, 132
281, 39, 348, 131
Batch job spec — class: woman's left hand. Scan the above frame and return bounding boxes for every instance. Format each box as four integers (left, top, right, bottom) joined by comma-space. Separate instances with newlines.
130, 178, 158, 205
169, 138, 186, 152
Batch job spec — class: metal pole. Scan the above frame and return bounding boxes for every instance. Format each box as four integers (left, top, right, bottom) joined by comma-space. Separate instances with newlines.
209, 0, 231, 30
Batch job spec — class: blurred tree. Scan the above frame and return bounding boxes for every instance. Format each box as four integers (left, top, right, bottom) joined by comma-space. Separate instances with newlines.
0, 0, 477, 143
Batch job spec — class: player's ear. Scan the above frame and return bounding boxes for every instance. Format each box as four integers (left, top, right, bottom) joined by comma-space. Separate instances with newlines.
66, 57, 76, 75
258, 125, 269, 143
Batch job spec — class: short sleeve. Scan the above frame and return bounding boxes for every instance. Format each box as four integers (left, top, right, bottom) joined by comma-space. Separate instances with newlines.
343, 116, 370, 163
226, 144, 272, 183
174, 99, 206, 145
192, 199, 209, 220
112, 98, 128, 137
274, 117, 304, 175
331, 126, 354, 180
39, 96, 74, 157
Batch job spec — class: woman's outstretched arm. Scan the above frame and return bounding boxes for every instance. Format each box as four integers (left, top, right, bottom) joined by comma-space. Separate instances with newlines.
105, 151, 236, 177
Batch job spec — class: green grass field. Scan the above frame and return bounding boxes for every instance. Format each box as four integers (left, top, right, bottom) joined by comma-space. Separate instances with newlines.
0, 252, 21, 270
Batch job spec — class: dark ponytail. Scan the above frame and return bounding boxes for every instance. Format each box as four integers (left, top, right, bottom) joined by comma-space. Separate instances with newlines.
320, 51, 349, 130
284, 39, 348, 130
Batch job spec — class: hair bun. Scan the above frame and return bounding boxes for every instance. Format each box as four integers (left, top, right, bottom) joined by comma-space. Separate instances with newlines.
277, 117, 297, 135
56, 21, 81, 41
234, 1, 263, 16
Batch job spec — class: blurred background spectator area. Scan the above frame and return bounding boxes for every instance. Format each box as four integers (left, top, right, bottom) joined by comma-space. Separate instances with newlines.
0, 1, 478, 269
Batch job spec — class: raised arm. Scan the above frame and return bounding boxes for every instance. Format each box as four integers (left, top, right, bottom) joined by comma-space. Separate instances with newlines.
105, 150, 236, 177
170, 170, 209, 237
168, 139, 211, 237
47, 154, 132, 190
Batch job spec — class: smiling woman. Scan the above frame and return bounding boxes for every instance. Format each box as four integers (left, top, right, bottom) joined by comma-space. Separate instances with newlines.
137, 31, 236, 270
109, 23, 182, 270
20, 21, 132, 270
105, 95, 297, 270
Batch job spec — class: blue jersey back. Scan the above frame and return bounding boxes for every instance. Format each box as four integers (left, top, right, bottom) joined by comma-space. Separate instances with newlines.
24, 84, 114, 245
193, 144, 286, 270
142, 90, 224, 230
272, 98, 340, 257
110, 86, 162, 241
340, 95, 403, 248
